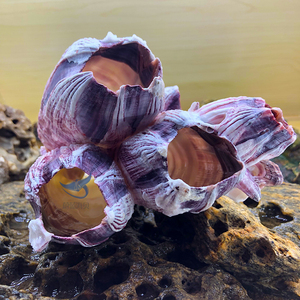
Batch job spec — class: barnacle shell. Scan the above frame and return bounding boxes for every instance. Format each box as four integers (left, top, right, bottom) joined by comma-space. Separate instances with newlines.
191, 96, 297, 201
164, 85, 181, 110
24, 144, 134, 251
117, 97, 296, 216
117, 109, 245, 216
38, 32, 165, 150
27, 29, 297, 252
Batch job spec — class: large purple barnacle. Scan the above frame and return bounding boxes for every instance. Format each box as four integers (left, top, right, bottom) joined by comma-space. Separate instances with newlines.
25, 32, 296, 251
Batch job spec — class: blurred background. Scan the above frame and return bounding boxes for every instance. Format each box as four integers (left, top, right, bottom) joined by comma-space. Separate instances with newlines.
0, 0, 299, 129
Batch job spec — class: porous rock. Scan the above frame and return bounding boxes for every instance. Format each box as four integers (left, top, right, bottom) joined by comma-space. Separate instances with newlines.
0, 156, 9, 184
0, 104, 39, 181
0, 182, 250, 299
0, 181, 299, 299
191, 189, 300, 298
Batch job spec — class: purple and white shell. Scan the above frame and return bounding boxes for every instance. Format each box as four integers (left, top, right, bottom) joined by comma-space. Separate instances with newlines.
117, 97, 296, 216
192, 96, 297, 201
38, 32, 168, 150
25, 33, 181, 252
25, 144, 134, 251
25, 32, 296, 252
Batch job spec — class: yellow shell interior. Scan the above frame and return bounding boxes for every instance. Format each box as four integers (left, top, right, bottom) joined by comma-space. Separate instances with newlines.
39, 167, 106, 236
167, 127, 242, 187
82, 56, 144, 92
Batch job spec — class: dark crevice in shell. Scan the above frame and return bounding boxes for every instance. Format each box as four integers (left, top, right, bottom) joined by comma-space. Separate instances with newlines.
190, 126, 243, 180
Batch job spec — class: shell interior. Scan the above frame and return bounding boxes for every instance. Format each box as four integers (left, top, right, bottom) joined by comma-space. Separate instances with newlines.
82, 43, 159, 92
39, 168, 106, 236
167, 127, 243, 187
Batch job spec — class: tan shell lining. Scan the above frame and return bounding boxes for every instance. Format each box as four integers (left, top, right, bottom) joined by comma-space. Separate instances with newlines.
82, 56, 143, 92
39, 168, 106, 236
167, 127, 242, 187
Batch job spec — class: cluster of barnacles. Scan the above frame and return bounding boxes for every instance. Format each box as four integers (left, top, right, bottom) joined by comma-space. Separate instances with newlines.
24, 32, 296, 251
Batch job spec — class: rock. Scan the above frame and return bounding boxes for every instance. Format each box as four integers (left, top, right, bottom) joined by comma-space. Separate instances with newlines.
31, 233, 250, 300
0, 285, 53, 300
191, 195, 300, 298
272, 130, 300, 184
0, 181, 299, 299
0, 156, 9, 184
0, 182, 250, 299
0, 104, 39, 181
245, 183, 300, 247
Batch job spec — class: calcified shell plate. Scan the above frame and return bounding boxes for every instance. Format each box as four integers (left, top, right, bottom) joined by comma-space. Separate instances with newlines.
191, 96, 297, 201
25, 31, 296, 252
117, 97, 296, 215
117, 109, 245, 216
25, 144, 134, 251
38, 32, 168, 150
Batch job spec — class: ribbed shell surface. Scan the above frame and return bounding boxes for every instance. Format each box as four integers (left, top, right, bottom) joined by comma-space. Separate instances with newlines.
25, 144, 134, 251
117, 110, 246, 216
38, 33, 165, 150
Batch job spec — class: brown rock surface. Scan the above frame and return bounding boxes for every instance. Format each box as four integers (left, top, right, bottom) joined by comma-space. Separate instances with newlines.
272, 131, 300, 184
246, 183, 300, 247
0, 156, 9, 184
191, 193, 300, 298
0, 104, 39, 181
0, 181, 299, 299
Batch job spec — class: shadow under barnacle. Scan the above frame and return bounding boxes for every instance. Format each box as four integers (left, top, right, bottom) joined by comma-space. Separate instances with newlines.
129, 205, 196, 245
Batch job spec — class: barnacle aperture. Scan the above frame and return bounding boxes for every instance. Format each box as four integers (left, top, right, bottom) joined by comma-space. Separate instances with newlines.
167, 127, 242, 187
82, 43, 160, 92
39, 167, 106, 237
25, 144, 134, 251
83, 56, 143, 92
117, 110, 246, 217
38, 34, 165, 151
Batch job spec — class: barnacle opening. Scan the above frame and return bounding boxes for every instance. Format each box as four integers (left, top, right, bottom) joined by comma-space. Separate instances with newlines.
82, 43, 160, 92
39, 167, 106, 236
167, 127, 243, 187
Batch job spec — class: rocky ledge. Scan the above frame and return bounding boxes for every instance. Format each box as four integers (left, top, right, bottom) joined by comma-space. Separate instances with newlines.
0, 104, 39, 183
0, 181, 299, 300
0, 105, 299, 300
